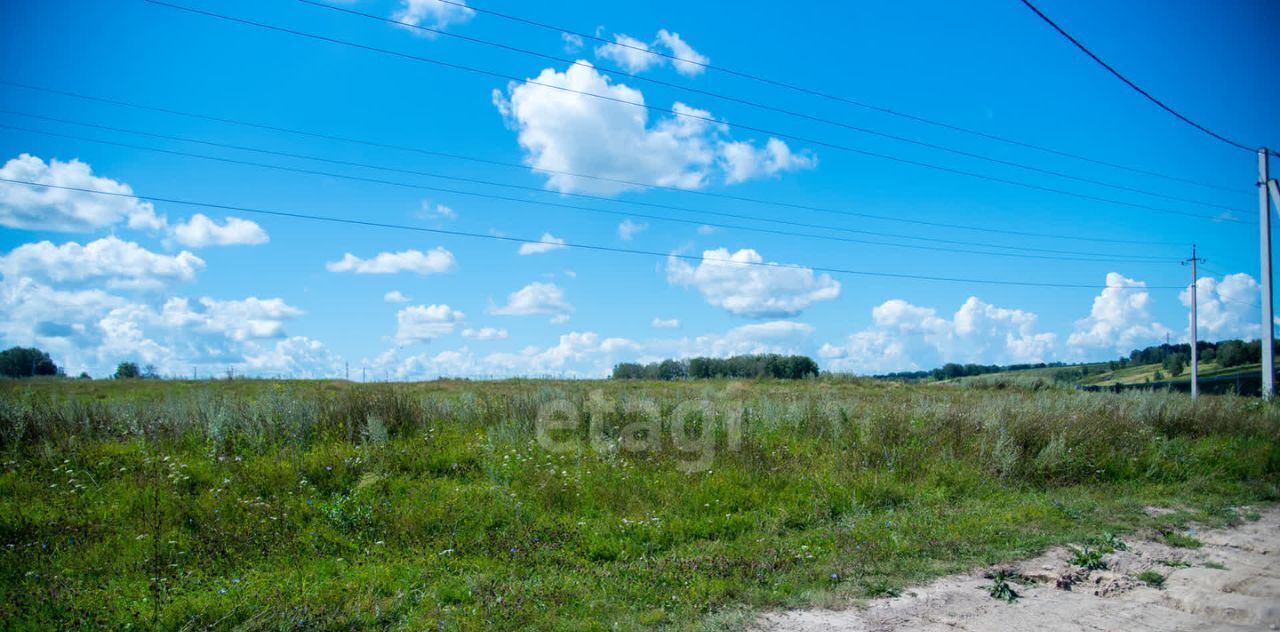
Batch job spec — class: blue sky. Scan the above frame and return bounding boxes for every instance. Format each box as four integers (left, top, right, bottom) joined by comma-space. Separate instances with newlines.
0, 0, 1276, 378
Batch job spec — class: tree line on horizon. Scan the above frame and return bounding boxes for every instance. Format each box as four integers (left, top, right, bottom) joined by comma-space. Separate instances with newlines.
0, 346, 160, 380
876, 338, 1280, 382
611, 354, 820, 380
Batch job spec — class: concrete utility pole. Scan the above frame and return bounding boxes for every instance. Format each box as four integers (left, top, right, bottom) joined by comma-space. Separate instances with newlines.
1261, 149, 1275, 399
1183, 245, 1204, 399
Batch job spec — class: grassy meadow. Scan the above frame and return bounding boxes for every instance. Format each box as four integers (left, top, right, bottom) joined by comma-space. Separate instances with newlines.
951, 360, 1263, 389
1, 377, 1278, 629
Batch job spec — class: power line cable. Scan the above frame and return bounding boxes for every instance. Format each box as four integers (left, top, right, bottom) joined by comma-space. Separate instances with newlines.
1199, 264, 1233, 278
0, 78, 1187, 247
135, 0, 1252, 225
298, 0, 1242, 211
0, 109, 1183, 260
421, 0, 1249, 191
0, 175, 1188, 289
0, 120, 1177, 264
1017, 0, 1264, 155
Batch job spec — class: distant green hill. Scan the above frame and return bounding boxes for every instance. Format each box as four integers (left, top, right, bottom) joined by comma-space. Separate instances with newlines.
876, 338, 1273, 389
950, 360, 1262, 388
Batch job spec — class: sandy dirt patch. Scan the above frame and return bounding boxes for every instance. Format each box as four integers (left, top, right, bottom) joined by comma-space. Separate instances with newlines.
758, 508, 1280, 631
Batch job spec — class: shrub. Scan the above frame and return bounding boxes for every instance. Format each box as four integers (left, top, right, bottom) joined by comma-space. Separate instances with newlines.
1070, 546, 1107, 570
983, 571, 1020, 602
1137, 570, 1166, 588
114, 362, 141, 380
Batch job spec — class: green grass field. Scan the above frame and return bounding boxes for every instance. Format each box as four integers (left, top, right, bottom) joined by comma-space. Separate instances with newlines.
1081, 362, 1263, 386
951, 361, 1263, 389
950, 363, 1107, 386
2, 378, 1278, 629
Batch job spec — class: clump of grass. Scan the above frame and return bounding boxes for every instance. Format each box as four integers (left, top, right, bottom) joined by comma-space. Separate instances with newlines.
1051, 500, 1083, 520
1162, 532, 1203, 549
1208, 506, 1241, 525
1136, 570, 1166, 588
1070, 546, 1108, 571
862, 578, 901, 598
983, 570, 1021, 603
1244, 511, 1262, 522
1203, 561, 1227, 570
1159, 559, 1191, 568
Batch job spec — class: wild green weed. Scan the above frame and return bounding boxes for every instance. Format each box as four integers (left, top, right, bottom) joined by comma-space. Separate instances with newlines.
983, 570, 1021, 602
1101, 532, 1127, 551
1136, 570, 1166, 588
1070, 546, 1108, 570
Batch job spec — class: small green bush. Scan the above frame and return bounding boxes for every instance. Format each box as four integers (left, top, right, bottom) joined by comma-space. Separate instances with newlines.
983, 571, 1021, 602
1136, 570, 1165, 588
1070, 546, 1108, 570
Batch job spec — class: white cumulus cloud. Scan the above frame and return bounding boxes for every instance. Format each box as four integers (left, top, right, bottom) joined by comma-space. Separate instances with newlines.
562, 32, 584, 53
326, 247, 457, 275
486, 331, 635, 376
687, 320, 814, 358
1181, 273, 1262, 341
169, 214, 268, 247
461, 326, 509, 341
1068, 273, 1171, 353
721, 137, 816, 184
655, 29, 708, 76
417, 201, 456, 220
0, 276, 125, 363
0, 237, 204, 290
395, 304, 465, 344
0, 274, 320, 377
243, 336, 342, 377
595, 29, 709, 77
489, 282, 573, 322
0, 154, 164, 231
652, 317, 680, 329
822, 297, 1056, 374
393, 0, 474, 31
159, 296, 303, 342
666, 247, 840, 317
618, 219, 647, 241
493, 63, 813, 195
518, 232, 567, 255
595, 33, 662, 73
384, 290, 411, 303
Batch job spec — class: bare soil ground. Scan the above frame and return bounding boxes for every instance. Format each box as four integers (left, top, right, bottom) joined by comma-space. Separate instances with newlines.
759, 507, 1280, 631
